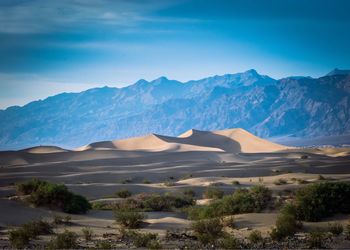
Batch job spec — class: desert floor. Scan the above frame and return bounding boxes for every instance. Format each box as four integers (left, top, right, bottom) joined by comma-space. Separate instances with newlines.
1, 129, 350, 248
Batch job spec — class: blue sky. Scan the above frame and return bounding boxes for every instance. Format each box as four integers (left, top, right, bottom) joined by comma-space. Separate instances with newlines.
1, 0, 350, 108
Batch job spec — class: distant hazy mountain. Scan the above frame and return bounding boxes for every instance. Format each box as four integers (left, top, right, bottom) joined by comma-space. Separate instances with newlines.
0, 69, 349, 150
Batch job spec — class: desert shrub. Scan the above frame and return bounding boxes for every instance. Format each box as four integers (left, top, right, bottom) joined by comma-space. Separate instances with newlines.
183, 189, 196, 198
164, 181, 176, 186
219, 235, 240, 249
188, 186, 271, 220
21, 220, 53, 238
47, 230, 78, 249
118, 193, 195, 212
222, 216, 235, 228
9, 219, 53, 248
114, 208, 145, 228
318, 175, 326, 180
294, 182, 350, 221
92, 201, 113, 210
203, 187, 224, 199
248, 230, 263, 244
274, 178, 288, 185
115, 189, 132, 198
121, 179, 132, 184
300, 155, 308, 159
16, 178, 46, 195
270, 203, 299, 240
95, 240, 113, 249
16, 179, 91, 214
191, 218, 223, 245
82, 227, 93, 241
147, 239, 162, 249
9, 229, 31, 249
306, 231, 326, 248
132, 232, 158, 248
328, 222, 343, 236
297, 178, 309, 184
231, 180, 240, 185
63, 194, 91, 213
345, 222, 350, 240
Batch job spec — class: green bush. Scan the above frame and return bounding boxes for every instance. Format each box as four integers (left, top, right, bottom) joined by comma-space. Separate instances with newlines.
63, 194, 91, 214
114, 208, 145, 228
273, 178, 287, 185
16, 179, 91, 214
218, 235, 240, 249
328, 222, 343, 236
9, 220, 53, 248
248, 230, 263, 244
115, 189, 132, 198
47, 230, 78, 249
346, 222, 350, 240
203, 187, 224, 199
306, 231, 326, 249
9, 229, 31, 249
191, 218, 223, 245
95, 240, 113, 249
270, 203, 299, 240
132, 232, 158, 248
222, 216, 235, 228
294, 182, 350, 221
116, 193, 195, 212
188, 186, 272, 220
147, 239, 162, 249
183, 189, 196, 198
82, 227, 93, 241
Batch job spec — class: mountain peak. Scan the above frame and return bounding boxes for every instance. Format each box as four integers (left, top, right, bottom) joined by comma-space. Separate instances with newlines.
326, 68, 350, 76
243, 69, 259, 76
152, 76, 169, 84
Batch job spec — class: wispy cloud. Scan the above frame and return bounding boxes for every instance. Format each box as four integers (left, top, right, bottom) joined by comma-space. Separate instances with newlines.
0, 0, 195, 34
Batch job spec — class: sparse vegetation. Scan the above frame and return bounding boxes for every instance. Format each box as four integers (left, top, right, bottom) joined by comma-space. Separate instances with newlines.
95, 240, 114, 249
191, 218, 223, 245
231, 180, 240, 185
82, 227, 94, 241
294, 182, 350, 221
133, 232, 159, 248
188, 185, 272, 220
203, 186, 224, 199
296, 178, 309, 184
306, 231, 326, 249
219, 235, 240, 249
274, 178, 288, 185
9, 228, 30, 249
346, 221, 350, 240
248, 230, 263, 244
222, 216, 235, 228
183, 188, 196, 197
16, 179, 91, 214
9, 220, 53, 248
47, 230, 78, 249
115, 188, 132, 198
328, 222, 343, 236
270, 203, 300, 240
114, 208, 145, 228
143, 179, 151, 184
115, 192, 195, 212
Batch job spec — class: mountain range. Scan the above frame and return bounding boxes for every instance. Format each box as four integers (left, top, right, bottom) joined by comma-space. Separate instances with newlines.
1, 69, 350, 150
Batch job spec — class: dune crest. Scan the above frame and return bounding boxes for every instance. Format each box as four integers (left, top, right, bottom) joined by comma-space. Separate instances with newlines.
79, 128, 289, 153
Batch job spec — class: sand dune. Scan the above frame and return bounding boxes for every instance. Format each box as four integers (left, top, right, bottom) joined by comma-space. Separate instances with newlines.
78, 128, 289, 153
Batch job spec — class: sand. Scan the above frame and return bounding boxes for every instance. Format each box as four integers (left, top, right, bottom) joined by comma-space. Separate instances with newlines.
0, 127, 350, 246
